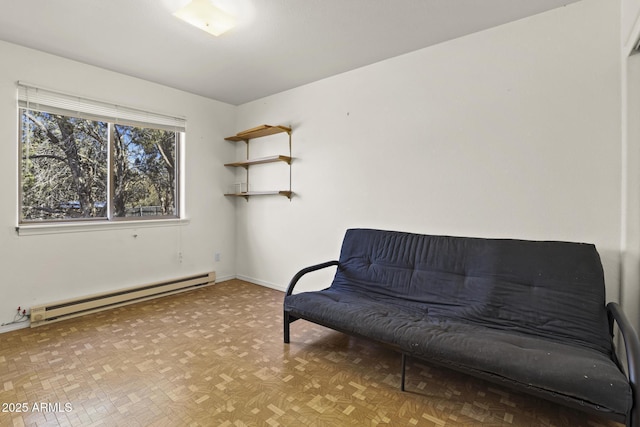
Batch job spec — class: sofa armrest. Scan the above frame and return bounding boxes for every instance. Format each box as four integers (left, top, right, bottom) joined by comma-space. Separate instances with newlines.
285, 260, 340, 296
607, 302, 640, 427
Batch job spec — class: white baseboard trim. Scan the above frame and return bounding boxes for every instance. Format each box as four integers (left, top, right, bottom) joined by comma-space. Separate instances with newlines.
236, 275, 287, 292
214, 274, 237, 283
0, 321, 30, 334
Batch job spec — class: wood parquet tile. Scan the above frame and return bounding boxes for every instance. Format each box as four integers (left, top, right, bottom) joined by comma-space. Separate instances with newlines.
0, 279, 624, 426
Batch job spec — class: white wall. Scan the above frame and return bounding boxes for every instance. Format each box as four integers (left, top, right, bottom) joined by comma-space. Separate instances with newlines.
622, 0, 640, 330
623, 53, 640, 333
0, 40, 237, 331
234, 0, 623, 301
623, 0, 640, 48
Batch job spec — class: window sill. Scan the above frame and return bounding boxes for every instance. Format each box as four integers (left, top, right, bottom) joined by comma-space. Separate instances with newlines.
16, 218, 190, 236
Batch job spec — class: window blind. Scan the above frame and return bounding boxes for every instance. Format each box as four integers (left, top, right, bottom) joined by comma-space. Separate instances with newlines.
17, 82, 186, 132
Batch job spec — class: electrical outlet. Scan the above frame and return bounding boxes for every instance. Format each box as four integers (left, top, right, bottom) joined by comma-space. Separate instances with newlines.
215, 252, 221, 262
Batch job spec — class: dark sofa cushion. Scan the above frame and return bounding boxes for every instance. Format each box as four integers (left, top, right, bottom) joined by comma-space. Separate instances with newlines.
400, 316, 631, 417
284, 228, 631, 418
284, 288, 632, 417
331, 228, 612, 355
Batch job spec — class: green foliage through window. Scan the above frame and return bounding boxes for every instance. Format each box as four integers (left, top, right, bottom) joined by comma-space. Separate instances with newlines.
20, 108, 180, 222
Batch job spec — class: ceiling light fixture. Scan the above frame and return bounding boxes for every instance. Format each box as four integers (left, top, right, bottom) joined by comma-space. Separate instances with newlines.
173, 0, 236, 37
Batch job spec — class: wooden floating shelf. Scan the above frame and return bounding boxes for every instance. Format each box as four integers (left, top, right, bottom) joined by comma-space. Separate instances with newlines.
224, 155, 292, 168
224, 191, 293, 200
224, 124, 293, 201
225, 124, 291, 142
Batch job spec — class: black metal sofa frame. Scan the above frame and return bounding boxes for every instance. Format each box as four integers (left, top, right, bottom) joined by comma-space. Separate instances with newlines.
283, 228, 640, 426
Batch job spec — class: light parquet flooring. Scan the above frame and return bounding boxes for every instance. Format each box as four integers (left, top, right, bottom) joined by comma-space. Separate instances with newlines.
0, 279, 624, 427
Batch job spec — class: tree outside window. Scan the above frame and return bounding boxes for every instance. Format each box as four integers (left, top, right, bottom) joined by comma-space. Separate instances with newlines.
19, 108, 180, 222
112, 124, 177, 218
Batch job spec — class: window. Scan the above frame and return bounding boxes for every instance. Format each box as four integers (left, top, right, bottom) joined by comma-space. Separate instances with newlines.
18, 83, 184, 224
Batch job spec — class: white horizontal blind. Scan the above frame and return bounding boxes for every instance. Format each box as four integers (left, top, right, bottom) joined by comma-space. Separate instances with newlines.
17, 82, 186, 132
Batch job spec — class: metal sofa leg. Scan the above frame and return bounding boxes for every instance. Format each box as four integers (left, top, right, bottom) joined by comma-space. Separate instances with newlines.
284, 311, 290, 344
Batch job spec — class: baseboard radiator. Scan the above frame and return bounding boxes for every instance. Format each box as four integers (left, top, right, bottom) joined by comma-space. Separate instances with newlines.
30, 271, 216, 327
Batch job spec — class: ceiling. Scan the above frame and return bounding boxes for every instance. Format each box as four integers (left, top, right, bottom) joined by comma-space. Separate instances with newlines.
0, 0, 581, 105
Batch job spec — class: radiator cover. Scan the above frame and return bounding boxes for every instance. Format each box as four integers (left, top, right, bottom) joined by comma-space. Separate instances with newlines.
30, 271, 216, 327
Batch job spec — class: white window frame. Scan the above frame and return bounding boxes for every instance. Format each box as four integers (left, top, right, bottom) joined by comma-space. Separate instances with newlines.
16, 82, 187, 234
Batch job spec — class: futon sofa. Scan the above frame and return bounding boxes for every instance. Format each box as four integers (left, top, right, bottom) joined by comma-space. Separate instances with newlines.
283, 228, 640, 426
